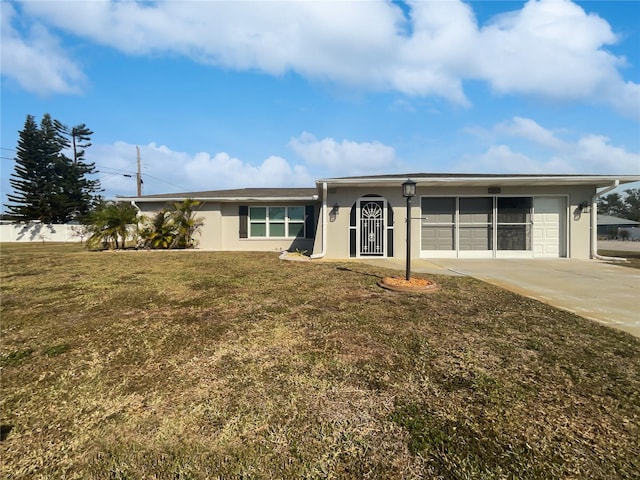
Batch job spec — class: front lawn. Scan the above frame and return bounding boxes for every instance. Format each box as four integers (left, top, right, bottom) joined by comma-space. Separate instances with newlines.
598, 249, 640, 269
1, 243, 639, 479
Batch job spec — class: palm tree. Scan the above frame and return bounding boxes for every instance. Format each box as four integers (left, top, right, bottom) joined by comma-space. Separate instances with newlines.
140, 210, 174, 249
86, 201, 138, 250
170, 198, 203, 249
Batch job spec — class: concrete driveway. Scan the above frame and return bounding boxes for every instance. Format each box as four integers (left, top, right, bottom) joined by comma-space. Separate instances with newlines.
362, 257, 640, 338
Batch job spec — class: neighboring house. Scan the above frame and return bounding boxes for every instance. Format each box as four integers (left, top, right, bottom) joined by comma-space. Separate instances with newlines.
121, 173, 640, 260
597, 215, 640, 239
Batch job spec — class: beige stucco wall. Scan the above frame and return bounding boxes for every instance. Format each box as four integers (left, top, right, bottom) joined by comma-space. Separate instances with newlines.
219, 202, 316, 253
136, 201, 317, 252
313, 186, 404, 259
314, 184, 597, 259
135, 184, 597, 258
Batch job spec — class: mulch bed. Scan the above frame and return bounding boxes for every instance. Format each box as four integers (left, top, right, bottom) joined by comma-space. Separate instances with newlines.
378, 276, 441, 293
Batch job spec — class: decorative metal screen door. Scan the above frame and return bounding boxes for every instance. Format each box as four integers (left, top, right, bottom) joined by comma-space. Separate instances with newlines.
359, 200, 385, 256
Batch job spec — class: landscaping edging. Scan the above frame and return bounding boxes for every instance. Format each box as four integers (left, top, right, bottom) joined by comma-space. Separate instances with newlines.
378, 276, 441, 293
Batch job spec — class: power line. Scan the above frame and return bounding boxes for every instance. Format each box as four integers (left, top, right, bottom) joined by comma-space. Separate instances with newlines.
96, 167, 136, 174
142, 173, 189, 192
95, 164, 137, 174
1, 156, 137, 180
96, 170, 135, 183
2, 151, 189, 192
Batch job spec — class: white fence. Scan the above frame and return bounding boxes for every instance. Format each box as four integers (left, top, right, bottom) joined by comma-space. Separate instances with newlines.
0, 223, 88, 243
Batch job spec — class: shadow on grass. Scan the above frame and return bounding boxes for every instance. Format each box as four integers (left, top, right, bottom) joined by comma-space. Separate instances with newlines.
335, 266, 383, 278
1, 425, 13, 441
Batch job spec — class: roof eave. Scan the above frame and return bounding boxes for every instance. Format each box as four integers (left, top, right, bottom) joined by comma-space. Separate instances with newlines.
316, 175, 640, 188
119, 196, 319, 203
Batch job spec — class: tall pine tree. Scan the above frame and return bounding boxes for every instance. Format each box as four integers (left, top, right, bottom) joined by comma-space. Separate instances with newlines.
51, 121, 101, 220
6, 115, 52, 221
68, 123, 101, 218
5, 114, 101, 223
43, 114, 70, 222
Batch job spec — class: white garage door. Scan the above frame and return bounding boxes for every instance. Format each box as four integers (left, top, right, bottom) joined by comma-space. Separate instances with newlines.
533, 197, 565, 257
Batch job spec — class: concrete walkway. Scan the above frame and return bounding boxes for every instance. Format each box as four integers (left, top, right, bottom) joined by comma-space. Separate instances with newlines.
362, 257, 640, 339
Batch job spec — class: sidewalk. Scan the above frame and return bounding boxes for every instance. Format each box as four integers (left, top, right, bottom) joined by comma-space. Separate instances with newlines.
598, 240, 640, 253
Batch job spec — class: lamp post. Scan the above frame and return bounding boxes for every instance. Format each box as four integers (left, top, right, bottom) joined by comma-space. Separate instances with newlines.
402, 179, 416, 281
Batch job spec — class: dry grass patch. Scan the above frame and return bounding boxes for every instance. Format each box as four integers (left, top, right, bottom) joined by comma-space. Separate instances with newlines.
598, 249, 640, 269
1, 243, 639, 479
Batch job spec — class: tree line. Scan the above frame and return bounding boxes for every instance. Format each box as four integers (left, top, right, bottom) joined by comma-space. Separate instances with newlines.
597, 189, 640, 222
4, 112, 204, 250
5, 113, 101, 223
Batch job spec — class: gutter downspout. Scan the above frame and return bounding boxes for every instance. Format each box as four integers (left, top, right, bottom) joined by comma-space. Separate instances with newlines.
311, 182, 327, 259
130, 200, 141, 213
591, 180, 625, 262
130, 201, 143, 248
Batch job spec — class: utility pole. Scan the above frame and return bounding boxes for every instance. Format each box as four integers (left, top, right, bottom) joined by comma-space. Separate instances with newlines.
136, 146, 143, 197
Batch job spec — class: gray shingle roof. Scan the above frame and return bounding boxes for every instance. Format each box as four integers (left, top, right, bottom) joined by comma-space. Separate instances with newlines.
598, 215, 640, 226
119, 188, 318, 201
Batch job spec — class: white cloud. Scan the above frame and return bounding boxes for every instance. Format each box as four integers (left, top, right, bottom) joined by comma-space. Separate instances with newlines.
457, 117, 640, 174
11, 0, 638, 116
0, 3, 85, 95
455, 144, 574, 174
91, 142, 313, 198
494, 117, 568, 150
183, 151, 312, 189
475, 0, 617, 96
473, 0, 639, 118
570, 134, 640, 173
288, 132, 398, 175
92, 133, 400, 198
392, 0, 477, 104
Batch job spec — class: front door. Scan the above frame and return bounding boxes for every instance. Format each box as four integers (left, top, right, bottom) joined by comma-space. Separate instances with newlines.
359, 200, 385, 256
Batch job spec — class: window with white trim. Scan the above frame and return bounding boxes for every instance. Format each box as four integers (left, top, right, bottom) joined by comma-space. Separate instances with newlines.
249, 206, 305, 238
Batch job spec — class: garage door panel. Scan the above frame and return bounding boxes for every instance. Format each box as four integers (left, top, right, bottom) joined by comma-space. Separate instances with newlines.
421, 226, 454, 250
533, 197, 564, 258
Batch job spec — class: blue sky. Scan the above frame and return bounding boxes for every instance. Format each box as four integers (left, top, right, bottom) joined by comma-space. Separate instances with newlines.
1, 0, 639, 202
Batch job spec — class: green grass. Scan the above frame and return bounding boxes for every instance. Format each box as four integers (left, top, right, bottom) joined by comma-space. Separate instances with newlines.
1, 243, 639, 479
